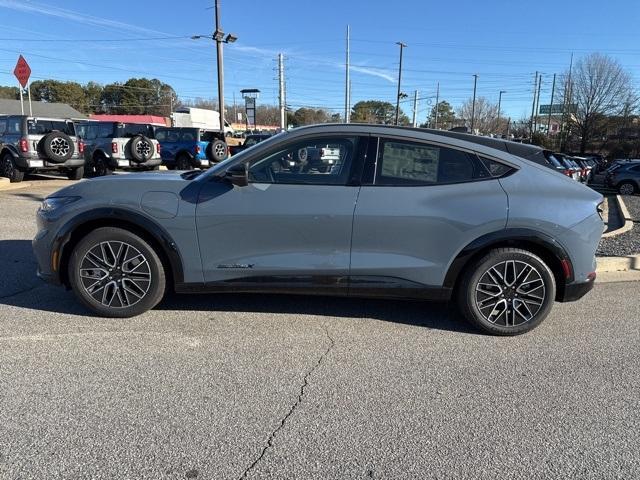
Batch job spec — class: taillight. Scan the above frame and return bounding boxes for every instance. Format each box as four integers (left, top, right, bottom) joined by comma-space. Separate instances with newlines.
79, 141, 85, 154
19, 138, 29, 153
195, 145, 201, 155
560, 259, 573, 280
156, 143, 161, 154
111, 142, 118, 154
563, 169, 572, 177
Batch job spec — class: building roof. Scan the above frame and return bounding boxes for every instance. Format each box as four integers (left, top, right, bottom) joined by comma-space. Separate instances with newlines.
89, 114, 169, 126
0, 99, 87, 119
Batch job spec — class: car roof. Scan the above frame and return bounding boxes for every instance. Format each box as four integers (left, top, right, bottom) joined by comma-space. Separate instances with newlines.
287, 123, 553, 168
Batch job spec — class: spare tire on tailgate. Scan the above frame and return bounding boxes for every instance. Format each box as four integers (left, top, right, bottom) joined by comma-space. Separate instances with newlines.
205, 139, 228, 163
42, 131, 74, 162
128, 135, 153, 162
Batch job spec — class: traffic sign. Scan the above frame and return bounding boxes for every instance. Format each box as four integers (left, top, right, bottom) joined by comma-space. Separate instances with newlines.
13, 55, 31, 88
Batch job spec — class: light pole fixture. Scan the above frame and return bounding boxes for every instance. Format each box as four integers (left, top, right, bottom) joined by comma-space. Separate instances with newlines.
395, 41, 407, 125
191, 0, 238, 135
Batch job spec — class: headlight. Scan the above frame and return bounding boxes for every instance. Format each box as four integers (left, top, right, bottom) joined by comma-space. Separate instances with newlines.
39, 196, 81, 213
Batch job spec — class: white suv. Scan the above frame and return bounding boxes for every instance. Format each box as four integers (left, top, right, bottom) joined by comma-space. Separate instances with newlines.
76, 122, 161, 176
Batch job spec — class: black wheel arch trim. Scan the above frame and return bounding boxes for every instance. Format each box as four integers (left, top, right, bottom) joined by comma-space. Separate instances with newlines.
443, 228, 574, 290
53, 207, 184, 287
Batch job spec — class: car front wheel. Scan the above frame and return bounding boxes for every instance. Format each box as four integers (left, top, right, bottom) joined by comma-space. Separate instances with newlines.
457, 248, 556, 335
69, 227, 166, 317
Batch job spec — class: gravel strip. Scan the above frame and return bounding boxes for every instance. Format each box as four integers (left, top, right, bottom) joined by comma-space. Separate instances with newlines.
597, 195, 640, 257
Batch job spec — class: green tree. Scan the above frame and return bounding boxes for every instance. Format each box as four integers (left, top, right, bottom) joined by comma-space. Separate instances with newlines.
290, 107, 332, 126
351, 100, 409, 125
100, 78, 176, 116
421, 100, 456, 129
83, 81, 103, 113
0, 86, 20, 100
30, 80, 86, 111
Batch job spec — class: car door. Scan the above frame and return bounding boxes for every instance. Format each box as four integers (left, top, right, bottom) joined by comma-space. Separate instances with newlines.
350, 136, 509, 292
195, 134, 366, 292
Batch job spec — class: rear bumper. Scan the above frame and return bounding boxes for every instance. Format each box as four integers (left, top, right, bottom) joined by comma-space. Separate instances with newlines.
557, 276, 595, 302
15, 155, 84, 169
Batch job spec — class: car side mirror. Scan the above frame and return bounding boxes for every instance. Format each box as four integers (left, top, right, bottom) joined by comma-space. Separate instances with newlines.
225, 163, 249, 187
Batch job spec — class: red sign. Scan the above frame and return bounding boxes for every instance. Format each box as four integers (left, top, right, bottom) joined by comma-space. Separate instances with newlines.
13, 55, 31, 88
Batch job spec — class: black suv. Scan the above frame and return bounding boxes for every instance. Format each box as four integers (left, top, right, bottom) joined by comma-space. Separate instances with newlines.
0, 115, 84, 182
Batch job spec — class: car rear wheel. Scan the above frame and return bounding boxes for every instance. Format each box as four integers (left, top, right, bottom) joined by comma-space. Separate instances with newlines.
176, 154, 191, 170
1, 153, 24, 183
91, 155, 113, 177
457, 248, 556, 335
69, 227, 166, 318
618, 181, 636, 195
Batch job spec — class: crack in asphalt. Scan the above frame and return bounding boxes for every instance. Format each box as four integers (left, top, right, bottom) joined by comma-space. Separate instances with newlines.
238, 324, 335, 480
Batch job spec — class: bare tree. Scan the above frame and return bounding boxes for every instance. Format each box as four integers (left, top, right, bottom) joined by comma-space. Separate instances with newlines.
457, 97, 500, 134
556, 53, 635, 153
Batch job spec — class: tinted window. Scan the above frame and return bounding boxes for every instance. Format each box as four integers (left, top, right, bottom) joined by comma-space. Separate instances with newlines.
0, 118, 6, 135
478, 156, 515, 177
376, 140, 483, 185
200, 131, 217, 142
248, 137, 356, 185
180, 130, 197, 142
7, 118, 22, 134
154, 129, 168, 142
629, 165, 640, 173
117, 123, 154, 138
545, 153, 564, 169
27, 120, 74, 135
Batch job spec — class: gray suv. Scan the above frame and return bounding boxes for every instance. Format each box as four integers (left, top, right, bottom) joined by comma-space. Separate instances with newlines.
76, 121, 161, 176
605, 161, 640, 194
33, 124, 603, 335
0, 115, 84, 182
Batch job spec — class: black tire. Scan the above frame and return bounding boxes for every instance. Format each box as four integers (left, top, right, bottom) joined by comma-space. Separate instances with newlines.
166, 164, 176, 170
206, 139, 227, 162
225, 131, 233, 138
68, 227, 166, 318
1, 153, 25, 183
91, 155, 113, 177
66, 166, 84, 180
42, 131, 74, 162
128, 135, 154, 163
457, 248, 556, 335
617, 181, 636, 196
176, 154, 192, 170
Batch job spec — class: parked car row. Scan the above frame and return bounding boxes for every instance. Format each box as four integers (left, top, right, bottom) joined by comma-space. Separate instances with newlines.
0, 114, 234, 182
604, 159, 640, 195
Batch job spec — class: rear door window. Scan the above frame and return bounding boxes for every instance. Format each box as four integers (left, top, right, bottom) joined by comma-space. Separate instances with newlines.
373, 139, 486, 186
118, 123, 154, 138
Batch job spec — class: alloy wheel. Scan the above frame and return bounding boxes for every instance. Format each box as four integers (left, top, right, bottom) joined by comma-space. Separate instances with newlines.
136, 141, 152, 157
214, 142, 226, 157
619, 183, 635, 195
50, 137, 70, 157
474, 260, 545, 327
79, 241, 151, 308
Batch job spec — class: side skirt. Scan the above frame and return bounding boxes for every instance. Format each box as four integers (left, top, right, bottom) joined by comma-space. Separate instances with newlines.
174, 275, 452, 301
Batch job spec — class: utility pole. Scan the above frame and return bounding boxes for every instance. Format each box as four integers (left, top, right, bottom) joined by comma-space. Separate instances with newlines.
470, 74, 478, 133
214, 0, 225, 135
412, 90, 419, 127
561, 53, 574, 151
395, 42, 407, 125
233, 91, 238, 124
534, 74, 542, 133
530, 71, 538, 139
434, 82, 440, 129
278, 53, 286, 130
547, 73, 556, 138
345, 25, 351, 123
497, 90, 506, 135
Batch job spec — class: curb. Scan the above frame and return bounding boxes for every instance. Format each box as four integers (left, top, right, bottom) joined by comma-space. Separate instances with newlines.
602, 195, 633, 238
597, 254, 640, 273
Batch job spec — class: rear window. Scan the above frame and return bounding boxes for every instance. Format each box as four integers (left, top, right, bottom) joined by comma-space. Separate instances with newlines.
544, 153, 564, 169
477, 156, 516, 177
27, 119, 75, 136
117, 123, 155, 138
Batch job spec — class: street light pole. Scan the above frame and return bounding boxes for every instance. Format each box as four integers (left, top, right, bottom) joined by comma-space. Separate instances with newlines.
470, 74, 478, 133
395, 42, 406, 125
214, 0, 225, 135
497, 90, 506, 134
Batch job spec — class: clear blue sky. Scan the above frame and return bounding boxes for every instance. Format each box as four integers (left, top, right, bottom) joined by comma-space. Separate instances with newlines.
1, 0, 639, 124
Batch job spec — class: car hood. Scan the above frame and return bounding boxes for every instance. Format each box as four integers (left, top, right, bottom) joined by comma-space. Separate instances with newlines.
48, 172, 193, 200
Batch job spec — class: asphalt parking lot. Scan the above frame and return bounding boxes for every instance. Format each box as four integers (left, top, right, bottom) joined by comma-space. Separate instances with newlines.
1, 177, 639, 479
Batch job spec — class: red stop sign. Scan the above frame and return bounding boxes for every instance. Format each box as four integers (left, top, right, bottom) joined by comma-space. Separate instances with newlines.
14, 55, 31, 88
